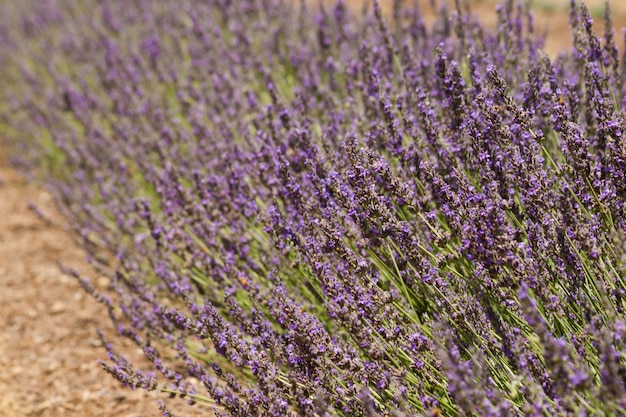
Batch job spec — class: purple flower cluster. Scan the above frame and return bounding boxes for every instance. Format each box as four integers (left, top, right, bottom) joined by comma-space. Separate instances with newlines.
3, 0, 626, 415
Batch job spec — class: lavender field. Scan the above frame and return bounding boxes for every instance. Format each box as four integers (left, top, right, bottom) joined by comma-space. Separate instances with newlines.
2, 0, 626, 416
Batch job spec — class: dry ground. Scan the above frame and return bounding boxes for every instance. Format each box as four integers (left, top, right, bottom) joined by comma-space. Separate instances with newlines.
0, 153, 210, 417
1, 1, 625, 416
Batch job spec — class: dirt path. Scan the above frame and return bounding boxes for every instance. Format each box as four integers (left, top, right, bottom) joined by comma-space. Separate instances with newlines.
0, 153, 148, 416
0, 152, 210, 417
1, 1, 625, 416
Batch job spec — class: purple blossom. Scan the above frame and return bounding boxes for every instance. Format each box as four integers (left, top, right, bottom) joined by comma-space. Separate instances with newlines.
3, 0, 626, 416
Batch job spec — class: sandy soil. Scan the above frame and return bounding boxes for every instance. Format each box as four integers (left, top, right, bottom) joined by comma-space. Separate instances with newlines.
0, 152, 209, 417
1, 1, 625, 416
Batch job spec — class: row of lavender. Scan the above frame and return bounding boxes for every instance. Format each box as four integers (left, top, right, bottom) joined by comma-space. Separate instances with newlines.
2, 0, 626, 415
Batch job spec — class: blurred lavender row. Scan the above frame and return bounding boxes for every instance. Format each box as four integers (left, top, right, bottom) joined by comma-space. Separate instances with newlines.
2, 0, 626, 415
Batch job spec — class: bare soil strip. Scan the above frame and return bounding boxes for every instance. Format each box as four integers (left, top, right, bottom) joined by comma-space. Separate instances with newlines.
0, 155, 208, 417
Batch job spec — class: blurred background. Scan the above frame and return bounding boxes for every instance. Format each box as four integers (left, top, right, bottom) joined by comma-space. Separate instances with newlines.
329, 0, 626, 55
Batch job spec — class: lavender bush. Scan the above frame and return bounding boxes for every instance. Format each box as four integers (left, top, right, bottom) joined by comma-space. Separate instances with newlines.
2, 0, 626, 415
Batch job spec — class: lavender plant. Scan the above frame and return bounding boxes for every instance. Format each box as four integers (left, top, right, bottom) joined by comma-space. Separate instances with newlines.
2, 0, 626, 415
